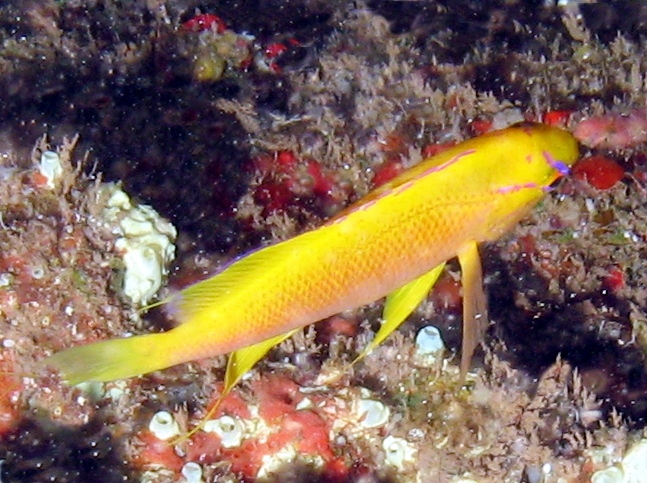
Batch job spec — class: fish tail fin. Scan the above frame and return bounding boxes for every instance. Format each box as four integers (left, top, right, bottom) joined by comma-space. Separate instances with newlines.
44, 332, 175, 385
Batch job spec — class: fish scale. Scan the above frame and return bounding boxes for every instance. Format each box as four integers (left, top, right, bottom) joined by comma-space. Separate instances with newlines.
44, 123, 579, 402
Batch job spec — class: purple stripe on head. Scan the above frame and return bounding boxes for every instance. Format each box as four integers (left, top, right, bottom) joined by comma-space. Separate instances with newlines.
543, 151, 570, 176
496, 182, 538, 194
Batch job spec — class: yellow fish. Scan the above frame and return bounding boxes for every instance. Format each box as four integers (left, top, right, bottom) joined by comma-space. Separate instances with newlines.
45, 123, 579, 400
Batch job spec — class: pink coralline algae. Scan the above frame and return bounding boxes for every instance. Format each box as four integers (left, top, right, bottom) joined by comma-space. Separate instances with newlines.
574, 110, 647, 149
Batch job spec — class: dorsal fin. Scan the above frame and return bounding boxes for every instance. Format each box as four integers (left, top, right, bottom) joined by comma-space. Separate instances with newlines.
329, 148, 469, 223
171, 229, 321, 324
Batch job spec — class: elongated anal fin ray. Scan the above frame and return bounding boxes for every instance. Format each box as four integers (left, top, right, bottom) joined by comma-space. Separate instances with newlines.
457, 241, 488, 378
138, 295, 174, 314
350, 262, 446, 368
179, 329, 299, 441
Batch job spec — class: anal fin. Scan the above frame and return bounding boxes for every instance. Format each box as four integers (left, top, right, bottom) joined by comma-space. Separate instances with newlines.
180, 329, 299, 441
223, 329, 299, 393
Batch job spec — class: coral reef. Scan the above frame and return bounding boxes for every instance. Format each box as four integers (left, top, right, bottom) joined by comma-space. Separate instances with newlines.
2, 1, 647, 482
0, 137, 144, 480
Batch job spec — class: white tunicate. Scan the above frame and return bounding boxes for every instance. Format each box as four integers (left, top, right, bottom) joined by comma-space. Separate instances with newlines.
382, 436, 417, 471
39, 150, 63, 189
355, 398, 390, 429
118, 244, 163, 305
181, 462, 203, 483
590, 438, 647, 483
621, 439, 647, 483
149, 411, 181, 440
30, 266, 45, 279
414, 325, 445, 365
203, 415, 244, 448
105, 187, 132, 211
591, 467, 624, 483
100, 183, 177, 306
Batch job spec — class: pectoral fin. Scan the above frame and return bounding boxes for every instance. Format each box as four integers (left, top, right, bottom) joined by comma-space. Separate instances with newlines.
352, 262, 446, 366
457, 241, 488, 377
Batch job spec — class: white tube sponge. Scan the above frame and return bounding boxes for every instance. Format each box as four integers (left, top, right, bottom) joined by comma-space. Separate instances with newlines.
39, 150, 63, 189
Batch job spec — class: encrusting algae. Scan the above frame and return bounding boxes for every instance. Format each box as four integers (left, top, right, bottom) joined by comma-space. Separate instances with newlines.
44, 123, 579, 411
7, 2, 647, 480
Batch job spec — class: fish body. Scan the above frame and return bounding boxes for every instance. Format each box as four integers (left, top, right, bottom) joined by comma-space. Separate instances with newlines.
46, 123, 579, 387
